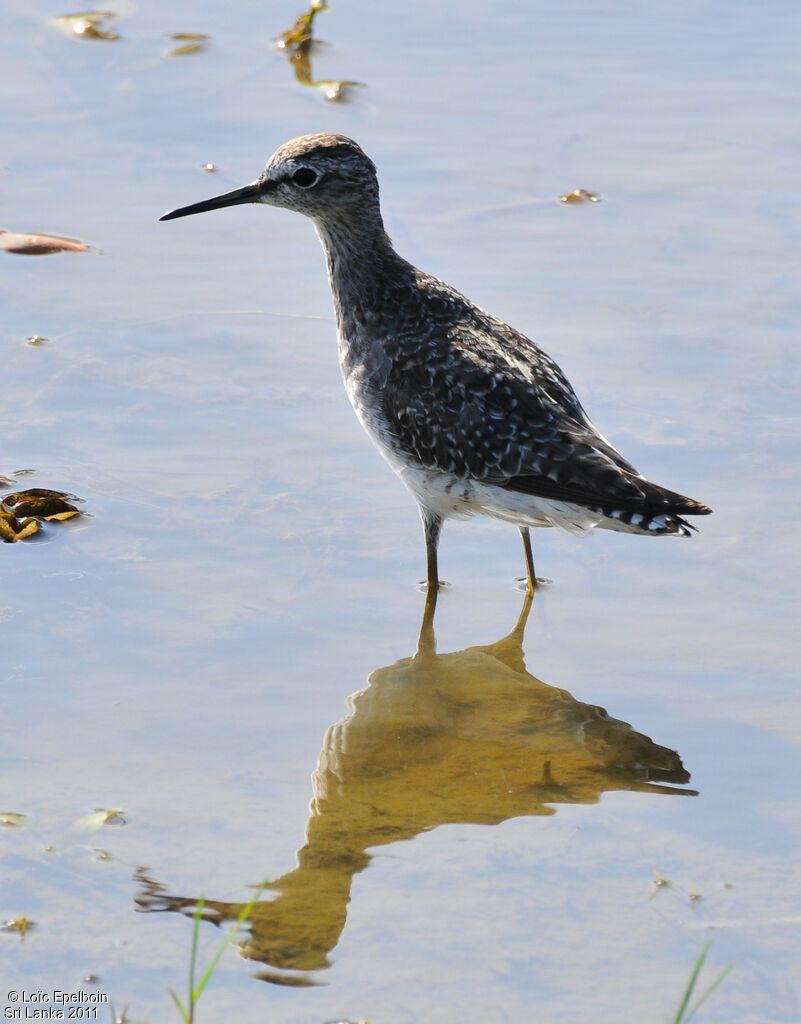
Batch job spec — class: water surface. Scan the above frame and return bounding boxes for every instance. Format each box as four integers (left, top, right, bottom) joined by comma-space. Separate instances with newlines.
2, 1, 800, 1021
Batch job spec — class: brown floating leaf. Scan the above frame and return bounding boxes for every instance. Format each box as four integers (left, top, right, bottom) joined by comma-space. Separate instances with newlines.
559, 188, 602, 204
0, 513, 40, 543
2, 488, 81, 519
0, 229, 87, 255
52, 10, 120, 40
1, 487, 85, 542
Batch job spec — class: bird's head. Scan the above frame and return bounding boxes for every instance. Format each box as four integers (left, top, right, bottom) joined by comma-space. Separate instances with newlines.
160, 134, 380, 225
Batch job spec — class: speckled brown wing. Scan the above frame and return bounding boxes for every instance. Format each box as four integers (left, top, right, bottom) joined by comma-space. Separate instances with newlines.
382, 292, 710, 520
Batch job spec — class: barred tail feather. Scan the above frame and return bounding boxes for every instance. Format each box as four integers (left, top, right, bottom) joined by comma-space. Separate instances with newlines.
600, 506, 708, 537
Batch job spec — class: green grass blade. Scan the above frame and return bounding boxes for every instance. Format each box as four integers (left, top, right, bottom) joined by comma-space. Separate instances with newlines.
672, 941, 711, 1024
167, 986, 189, 1023
188, 897, 205, 1015
685, 962, 734, 1021
672, 941, 734, 1024
191, 883, 267, 1001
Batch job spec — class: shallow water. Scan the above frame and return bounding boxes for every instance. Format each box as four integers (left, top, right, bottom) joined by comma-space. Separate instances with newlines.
2, 1, 800, 1021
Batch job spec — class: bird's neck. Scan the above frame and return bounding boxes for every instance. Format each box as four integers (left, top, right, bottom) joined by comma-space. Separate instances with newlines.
313, 212, 410, 326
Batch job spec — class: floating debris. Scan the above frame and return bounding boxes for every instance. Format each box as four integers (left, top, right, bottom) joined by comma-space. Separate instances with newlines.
0, 513, 40, 543
289, 38, 363, 102
2, 917, 33, 937
0, 812, 27, 827
93, 808, 126, 826
276, 0, 328, 49
319, 76, 362, 101
56, 809, 125, 853
0, 229, 87, 255
559, 188, 602, 204
1, 487, 86, 543
277, 2, 362, 102
2, 488, 82, 521
165, 32, 209, 57
51, 10, 120, 40
255, 971, 323, 988
201, 162, 217, 173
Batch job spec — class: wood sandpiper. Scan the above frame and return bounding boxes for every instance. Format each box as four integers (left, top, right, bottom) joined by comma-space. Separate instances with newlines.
161, 134, 711, 595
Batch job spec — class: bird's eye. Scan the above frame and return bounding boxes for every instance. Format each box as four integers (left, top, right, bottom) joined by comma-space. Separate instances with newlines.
292, 167, 318, 188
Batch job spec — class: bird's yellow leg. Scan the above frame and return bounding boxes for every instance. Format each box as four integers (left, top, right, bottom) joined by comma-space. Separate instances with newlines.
519, 527, 536, 596
421, 507, 443, 594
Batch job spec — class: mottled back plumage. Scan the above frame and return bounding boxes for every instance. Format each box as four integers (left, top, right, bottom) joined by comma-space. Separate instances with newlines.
161, 134, 711, 591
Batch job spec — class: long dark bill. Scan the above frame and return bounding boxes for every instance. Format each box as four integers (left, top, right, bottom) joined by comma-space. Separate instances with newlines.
159, 181, 262, 221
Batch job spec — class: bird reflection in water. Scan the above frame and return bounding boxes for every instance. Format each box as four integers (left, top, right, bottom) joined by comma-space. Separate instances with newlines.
136, 592, 695, 985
